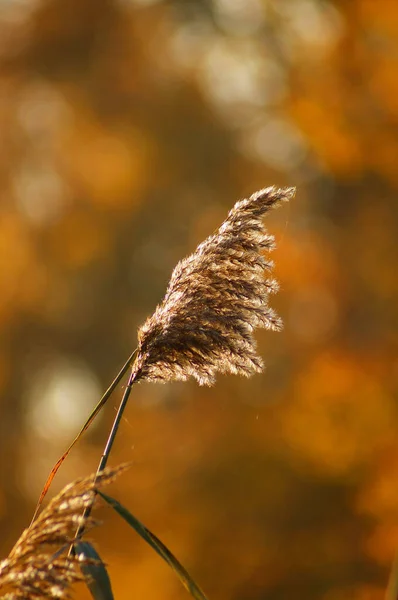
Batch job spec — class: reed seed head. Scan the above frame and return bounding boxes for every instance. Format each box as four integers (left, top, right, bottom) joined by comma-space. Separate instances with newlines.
0, 466, 126, 599
133, 186, 295, 386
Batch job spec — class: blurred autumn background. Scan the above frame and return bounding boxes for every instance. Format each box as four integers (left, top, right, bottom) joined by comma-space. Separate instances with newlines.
0, 0, 397, 598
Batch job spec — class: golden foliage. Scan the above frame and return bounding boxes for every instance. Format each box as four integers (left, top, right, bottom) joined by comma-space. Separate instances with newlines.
0, 0, 397, 599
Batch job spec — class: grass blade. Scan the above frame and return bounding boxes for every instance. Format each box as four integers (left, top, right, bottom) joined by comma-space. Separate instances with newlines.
98, 491, 208, 600
30, 349, 137, 524
75, 541, 114, 600
70, 371, 137, 553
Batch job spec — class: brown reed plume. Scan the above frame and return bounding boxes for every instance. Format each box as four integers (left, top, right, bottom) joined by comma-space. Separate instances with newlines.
0, 466, 126, 599
39, 185, 294, 553
132, 186, 295, 386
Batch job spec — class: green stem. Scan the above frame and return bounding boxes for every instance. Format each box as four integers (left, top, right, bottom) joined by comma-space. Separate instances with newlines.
70, 369, 137, 551
30, 349, 138, 525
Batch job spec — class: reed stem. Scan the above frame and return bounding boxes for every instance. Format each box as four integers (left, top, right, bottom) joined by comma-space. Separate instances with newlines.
70, 369, 137, 551
30, 348, 137, 525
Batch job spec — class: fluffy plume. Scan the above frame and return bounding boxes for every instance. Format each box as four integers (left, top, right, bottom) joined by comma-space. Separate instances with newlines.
133, 186, 295, 386
0, 466, 126, 599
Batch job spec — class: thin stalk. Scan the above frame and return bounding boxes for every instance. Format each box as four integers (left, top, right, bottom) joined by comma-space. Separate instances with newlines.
70, 368, 137, 552
30, 348, 137, 525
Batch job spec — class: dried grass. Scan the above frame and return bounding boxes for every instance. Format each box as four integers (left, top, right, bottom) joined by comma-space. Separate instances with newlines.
133, 186, 294, 385
0, 185, 294, 598
0, 466, 126, 599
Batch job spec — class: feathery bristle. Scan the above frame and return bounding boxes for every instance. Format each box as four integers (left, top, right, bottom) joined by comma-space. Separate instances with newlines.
133, 186, 295, 386
0, 466, 127, 599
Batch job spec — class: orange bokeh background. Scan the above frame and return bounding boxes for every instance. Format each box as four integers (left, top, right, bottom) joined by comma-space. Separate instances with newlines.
0, 1, 397, 599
